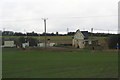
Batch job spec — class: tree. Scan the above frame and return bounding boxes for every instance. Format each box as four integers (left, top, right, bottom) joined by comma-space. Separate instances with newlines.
107, 34, 120, 49
16, 37, 39, 47
28, 37, 39, 46
14, 32, 25, 36
2, 31, 14, 36
56, 32, 59, 36
16, 37, 26, 47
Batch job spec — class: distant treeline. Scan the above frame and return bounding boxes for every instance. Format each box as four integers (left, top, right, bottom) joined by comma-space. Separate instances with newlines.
2, 31, 116, 37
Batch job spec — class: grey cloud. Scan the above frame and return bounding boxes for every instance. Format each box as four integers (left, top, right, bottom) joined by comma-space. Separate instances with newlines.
0, 0, 119, 33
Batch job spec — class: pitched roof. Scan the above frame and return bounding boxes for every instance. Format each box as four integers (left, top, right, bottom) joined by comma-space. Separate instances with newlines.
81, 31, 89, 39
76, 29, 88, 39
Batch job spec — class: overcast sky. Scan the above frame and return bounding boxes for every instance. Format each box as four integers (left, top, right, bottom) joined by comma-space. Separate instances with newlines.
0, 0, 119, 33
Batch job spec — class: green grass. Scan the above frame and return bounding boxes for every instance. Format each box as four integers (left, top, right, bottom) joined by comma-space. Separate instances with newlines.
2, 48, 118, 78
39, 36, 72, 41
3, 36, 108, 41
2, 36, 73, 41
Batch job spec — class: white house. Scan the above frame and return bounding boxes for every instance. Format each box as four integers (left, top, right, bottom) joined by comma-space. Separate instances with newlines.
72, 29, 89, 48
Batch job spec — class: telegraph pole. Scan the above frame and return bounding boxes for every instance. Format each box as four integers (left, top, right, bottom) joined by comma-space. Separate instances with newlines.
91, 28, 93, 40
91, 28, 94, 50
42, 18, 48, 48
108, 30, 109, 34
67, 28, 69, 34
91, 28, 93, 33
3, 28, 5, 32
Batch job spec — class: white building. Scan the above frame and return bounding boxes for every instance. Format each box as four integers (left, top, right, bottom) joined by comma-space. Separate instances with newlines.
22, 41, 29, 48
37, 43, 56, 47
4, 41, 15, 47
72, 29, 89, 48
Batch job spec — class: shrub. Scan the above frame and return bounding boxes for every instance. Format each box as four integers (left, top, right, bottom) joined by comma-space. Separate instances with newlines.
28, 37, 39, 46
17, 37, 39, 47
107, 34, 120, 49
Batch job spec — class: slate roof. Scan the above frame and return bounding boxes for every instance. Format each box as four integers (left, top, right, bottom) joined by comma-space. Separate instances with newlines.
81, 31, 89, 39
75, 29, 89, 39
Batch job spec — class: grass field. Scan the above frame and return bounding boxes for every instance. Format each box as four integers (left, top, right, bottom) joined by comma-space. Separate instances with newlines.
2, 48, 118, 78
2, 36, 107, 41
2, 36, 73, 41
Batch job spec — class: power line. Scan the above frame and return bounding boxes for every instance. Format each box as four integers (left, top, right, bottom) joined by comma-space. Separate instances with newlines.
94, 29, 119, 31
0, 15, 117, 22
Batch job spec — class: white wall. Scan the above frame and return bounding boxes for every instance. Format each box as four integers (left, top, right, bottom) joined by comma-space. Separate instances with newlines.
4, 41, 15, 47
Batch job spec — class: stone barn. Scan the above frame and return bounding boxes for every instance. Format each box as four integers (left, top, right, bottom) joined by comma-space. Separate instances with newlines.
72, 29, 89, 48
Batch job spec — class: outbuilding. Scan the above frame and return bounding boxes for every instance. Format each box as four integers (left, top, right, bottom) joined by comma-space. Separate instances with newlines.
72, 29, 89, 48
4, 41, 15, 47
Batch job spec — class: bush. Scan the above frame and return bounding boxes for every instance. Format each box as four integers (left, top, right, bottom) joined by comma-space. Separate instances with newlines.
107, 34, 120, 49
28, 37, 39, 46
17, 37, 39, 47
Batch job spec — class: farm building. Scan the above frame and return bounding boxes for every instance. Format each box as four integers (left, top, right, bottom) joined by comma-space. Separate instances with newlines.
72, 29, 99, 49
22, 41, 29, 48
72, 29, 89, 48
37, 43, 56, 47
3, 41, 15, 48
